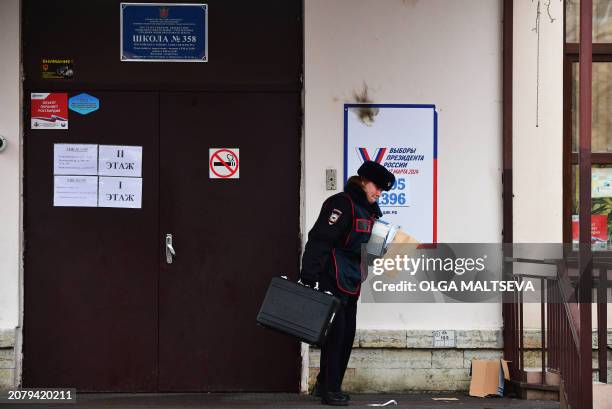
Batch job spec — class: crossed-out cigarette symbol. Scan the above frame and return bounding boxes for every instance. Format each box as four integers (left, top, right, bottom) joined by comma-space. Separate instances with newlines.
213, 152, 236, 168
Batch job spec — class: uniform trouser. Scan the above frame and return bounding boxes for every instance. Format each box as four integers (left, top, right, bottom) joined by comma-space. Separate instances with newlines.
317, 297, 358, 393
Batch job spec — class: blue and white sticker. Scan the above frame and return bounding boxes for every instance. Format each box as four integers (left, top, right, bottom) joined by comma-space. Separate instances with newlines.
69, 93, 99, 115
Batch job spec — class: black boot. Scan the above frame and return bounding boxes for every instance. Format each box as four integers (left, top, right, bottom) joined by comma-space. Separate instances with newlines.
312, 381, 350, 401
321, 391, 349, 406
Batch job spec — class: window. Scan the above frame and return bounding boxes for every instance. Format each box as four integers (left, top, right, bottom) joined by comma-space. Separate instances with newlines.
565, 1, 612, 248
566, 0, 612, 43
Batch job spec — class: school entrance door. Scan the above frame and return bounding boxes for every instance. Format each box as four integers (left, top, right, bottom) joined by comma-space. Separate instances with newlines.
22, 0, 302, 392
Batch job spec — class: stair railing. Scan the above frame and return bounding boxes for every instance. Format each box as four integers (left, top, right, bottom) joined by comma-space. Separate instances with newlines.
503, 252, 611, 409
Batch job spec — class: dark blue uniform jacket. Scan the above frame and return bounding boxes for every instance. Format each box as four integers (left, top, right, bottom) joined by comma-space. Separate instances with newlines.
299, 183, 382, 300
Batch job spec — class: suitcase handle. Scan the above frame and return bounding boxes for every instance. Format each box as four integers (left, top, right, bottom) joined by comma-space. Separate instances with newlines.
296, 278, 318, 290
283, 275, 323, 292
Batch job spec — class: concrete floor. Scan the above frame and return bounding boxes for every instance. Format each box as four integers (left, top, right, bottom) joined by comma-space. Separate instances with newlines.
0, 393, 560, 409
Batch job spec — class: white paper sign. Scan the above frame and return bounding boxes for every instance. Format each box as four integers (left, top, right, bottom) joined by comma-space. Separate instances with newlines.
345, 105, 437, 243
98, 177, 142, 209
98, 145, 143, 177
54, 144, 98, 175
54, 176, 98, 207
432, 330, 456, 348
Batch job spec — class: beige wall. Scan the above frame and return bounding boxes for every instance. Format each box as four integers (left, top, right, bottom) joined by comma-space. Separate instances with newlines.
512, 0, 562, 331
512, 0, 563, 243
304, 0, 504, 332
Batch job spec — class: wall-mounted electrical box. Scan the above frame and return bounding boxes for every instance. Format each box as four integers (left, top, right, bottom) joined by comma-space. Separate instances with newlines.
326, 168, 337, 190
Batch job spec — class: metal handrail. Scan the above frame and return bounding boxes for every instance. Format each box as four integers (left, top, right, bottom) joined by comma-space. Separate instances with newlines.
504, 256, 593, 409
556, 262, 581, 349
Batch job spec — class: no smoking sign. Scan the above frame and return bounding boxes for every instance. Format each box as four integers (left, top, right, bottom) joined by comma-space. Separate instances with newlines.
209, 148, 240, 179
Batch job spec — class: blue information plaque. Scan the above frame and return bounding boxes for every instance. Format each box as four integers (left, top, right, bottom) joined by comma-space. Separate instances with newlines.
120, 3, 208, 62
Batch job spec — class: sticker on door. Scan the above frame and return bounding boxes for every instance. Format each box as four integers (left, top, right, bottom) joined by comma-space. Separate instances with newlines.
31, 92, 68, 129
209, 148, 239, 179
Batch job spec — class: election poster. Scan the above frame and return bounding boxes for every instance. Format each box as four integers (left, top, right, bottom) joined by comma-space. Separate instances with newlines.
344, 104, 437, 243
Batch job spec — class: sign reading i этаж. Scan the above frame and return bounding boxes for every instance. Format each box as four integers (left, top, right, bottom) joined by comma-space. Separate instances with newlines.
99, 177, 142, 209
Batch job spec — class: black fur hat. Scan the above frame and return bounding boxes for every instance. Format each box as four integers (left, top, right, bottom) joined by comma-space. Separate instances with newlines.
357, 161, 395, 191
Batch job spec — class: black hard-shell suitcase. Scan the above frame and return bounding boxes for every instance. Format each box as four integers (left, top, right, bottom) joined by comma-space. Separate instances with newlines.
257, 277, 341, 346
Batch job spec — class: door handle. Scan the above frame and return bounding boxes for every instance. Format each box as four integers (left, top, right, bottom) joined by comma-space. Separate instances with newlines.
165, 233, 176, 264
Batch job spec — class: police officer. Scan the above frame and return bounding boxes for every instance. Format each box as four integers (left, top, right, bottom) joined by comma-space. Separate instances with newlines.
300, 161, 395, 406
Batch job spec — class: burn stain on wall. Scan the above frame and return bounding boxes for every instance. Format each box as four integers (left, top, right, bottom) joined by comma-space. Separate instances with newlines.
352, 82, 379, 126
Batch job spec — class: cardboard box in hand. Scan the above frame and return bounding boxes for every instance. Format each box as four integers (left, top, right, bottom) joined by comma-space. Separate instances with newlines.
380, 229, 419, 278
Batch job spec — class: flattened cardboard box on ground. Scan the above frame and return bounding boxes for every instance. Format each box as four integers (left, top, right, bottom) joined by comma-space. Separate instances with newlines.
469, 359, 510, 397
